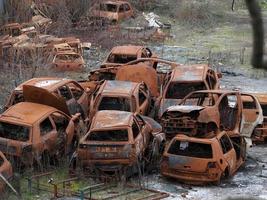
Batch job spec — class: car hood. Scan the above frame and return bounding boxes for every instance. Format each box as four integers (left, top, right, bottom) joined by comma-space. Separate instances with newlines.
159, 99, 182, 118
166, 105, 205, 113
23, 85, 70, 116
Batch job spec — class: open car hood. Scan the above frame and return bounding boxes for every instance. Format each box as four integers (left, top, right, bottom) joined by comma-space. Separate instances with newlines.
166, 105, 205, 113
23, 85, 70, 116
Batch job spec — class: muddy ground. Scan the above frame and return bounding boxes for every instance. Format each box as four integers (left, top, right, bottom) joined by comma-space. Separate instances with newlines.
2, 2, 267, 200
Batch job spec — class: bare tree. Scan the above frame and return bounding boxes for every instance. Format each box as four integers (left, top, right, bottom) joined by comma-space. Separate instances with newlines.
245, 0, 267, 69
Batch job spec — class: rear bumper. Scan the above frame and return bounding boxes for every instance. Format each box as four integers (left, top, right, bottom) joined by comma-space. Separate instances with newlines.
80, 159, 133, 171
161, 167, 221, 184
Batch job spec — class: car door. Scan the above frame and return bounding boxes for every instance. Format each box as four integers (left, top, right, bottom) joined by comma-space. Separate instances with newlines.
118, 5, 125, 21
67, 82, 89, 119
50, 111, 75, 154
138, 84, 150, 115
123, 3, 132, 18
240, 94, 263, 138
132, 118, 143, 156
40, 116, 57, 153
136, 115, 151, 148
58, 84, 80, 116
219, 134, 236, 175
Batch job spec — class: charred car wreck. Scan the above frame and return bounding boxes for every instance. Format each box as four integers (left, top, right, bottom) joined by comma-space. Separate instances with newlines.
161, 132, 246, 185
157, 64, 221, 119
161, 90, 243, 139
89, 80, 151, 119
0, 102, 82, 168
76, 110, 165, 177
5, 77, 90, 119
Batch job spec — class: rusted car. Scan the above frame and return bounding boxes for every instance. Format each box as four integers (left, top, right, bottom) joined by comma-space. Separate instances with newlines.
90, 0, 134, 24
161, 90, 243, 139
101, 45, 156, 68
89, 80, 151, 120
50, 52, 85, 71
0, 151, 13, 191
0, 102, 82, 167
161, 132, 246, 185
157, 64, 221, 119
76, 110, 165, 176
5, 77, 90, 119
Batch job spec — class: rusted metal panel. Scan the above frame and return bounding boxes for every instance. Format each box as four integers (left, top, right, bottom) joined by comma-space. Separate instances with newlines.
116, 63, 159, 97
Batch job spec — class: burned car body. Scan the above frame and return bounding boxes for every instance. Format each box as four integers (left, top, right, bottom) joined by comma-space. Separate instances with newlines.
101, 45, 156, 68
5, 77, 89, 119
0, 102, 81, 167
50, 51, 85, 71
161, 132, 246, 185
90, 1, 134, 24
90, 80, 151, 119
77, 110, 165, 175
161, 90, 242, 139
0, 151, 13, 191
157, 64, 220, 119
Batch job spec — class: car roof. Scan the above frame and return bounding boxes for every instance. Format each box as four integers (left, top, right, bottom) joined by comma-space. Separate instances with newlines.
250, 93, 267, 104
172, 132, 225, 144
91, 110, 133, 130
189, 89, 239, 95
0, 102, 58, 125
171, 64, 209, 82
110, 45, 144, 56
14, 77, 74, 92
102, 1, 129, 6
101, 80, 139, 95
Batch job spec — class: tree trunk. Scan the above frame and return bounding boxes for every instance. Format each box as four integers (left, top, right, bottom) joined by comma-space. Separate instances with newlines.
245, 0, 267, 69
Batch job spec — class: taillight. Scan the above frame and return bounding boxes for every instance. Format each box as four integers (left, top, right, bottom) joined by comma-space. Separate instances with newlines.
207, 162, 216, 168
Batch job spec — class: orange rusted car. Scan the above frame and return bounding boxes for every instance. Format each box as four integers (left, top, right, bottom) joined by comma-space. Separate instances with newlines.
0, 102, 82, 167
50, 52, 85, 71
0, 151, 13, 191
157, 64, 221, 119
161, 90, 243, 139
5, 77, 90, 119
90, 1, 134, 24
76, 110, 165, 175
89, 80, 151, 119
161, 132, 246, 185
101, 45, 156, 68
